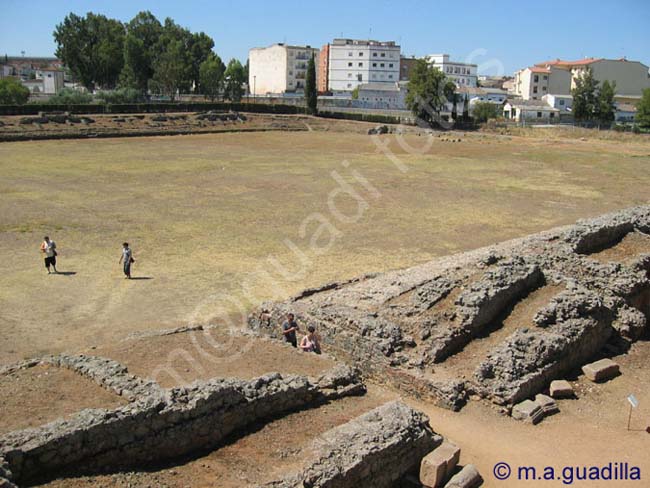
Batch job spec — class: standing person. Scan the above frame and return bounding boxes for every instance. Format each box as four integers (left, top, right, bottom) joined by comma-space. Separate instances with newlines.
282, 313, 300, 348
40, 236, 57, 274
118, 242, 134, 279
299, 326, 322, 354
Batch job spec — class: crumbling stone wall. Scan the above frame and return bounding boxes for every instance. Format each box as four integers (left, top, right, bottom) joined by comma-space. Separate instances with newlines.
0, 362, 363, 485
265, 401, 440, 488
250, 206, 650, 410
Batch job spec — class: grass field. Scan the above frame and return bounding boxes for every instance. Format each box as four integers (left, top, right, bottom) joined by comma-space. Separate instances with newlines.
1, 128, 650, 363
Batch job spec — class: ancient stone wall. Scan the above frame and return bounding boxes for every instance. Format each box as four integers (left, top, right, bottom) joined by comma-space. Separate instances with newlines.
0, 360, 362, 485
265, 401, 440, 488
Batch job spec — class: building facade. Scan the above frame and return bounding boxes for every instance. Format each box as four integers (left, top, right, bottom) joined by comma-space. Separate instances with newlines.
327, 39, 400, 92
399, 56, 418, 81
503, 100, 560, 122
317, 44, 330, 93
426, 54, 477, 87
248, 43, 319, 96
514, 57, 650, 101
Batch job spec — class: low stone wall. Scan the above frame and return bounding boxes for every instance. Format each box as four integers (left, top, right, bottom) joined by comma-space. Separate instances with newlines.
265, 401, 440, 488
0, 364, 363, 485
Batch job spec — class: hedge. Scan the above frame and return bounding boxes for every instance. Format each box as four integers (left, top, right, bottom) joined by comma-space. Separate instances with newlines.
317, 110, 407, 125
0, 102, 307, 116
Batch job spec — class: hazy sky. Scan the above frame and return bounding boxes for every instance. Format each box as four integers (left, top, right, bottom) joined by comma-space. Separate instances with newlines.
1, 0, 649, 75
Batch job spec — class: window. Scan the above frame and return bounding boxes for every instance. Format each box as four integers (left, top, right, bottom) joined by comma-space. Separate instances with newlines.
381, 53, 385, 57
348, 73, 352, 78
289, 71, 293, 75
348, 52, 353, 57
389, 63, 393, 68
348, 62, 353, 67
380, 63, 385, 67
373, 53, 377, 57
534, 75, 539, 82
550, 112, 555, 118
359, 52, 363, 56
537, 111, 542, 118
542, 86, 547, 91
347, 83, 352, 88
373, 63, 377, 67
559, 100, 565, 106
388, 74, 393, 79
358, 62, 363, 67
533, 86, 538, 93
358, 74, 363, 81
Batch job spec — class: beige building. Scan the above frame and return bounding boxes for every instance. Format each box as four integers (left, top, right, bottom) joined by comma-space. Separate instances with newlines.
514, 57, 650, 101
249, 43, 319, 96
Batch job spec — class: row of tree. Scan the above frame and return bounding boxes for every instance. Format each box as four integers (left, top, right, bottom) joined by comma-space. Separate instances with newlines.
53, 11, 246, 100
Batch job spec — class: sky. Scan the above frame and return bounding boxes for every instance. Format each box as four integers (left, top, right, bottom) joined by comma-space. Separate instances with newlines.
1, 0, 649, 75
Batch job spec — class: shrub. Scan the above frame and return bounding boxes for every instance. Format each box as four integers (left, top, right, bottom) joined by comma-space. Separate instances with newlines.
95, 88, 144, 104
0, 79, 30, 105
42, 88, 93, 105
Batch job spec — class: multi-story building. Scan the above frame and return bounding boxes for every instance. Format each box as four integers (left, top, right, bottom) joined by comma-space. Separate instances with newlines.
426, 54, 477, 87
327, 39, 400, 92
514, 57, 650, 101
317, 43, 330, 93
248, 43, 319, 96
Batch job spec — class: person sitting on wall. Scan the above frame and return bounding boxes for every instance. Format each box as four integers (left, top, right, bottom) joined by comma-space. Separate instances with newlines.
299, 325, 321, 354
282, 312, 300, 348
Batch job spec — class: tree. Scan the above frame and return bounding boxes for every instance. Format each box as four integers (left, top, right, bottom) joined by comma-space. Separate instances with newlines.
120, 11, 163, 92
224, 59, 245, 102
571, 67, 598, 123
462, 93, 469, 121
149, 39, 189, 100
188, 32, 215, 93
305, 53, 317, 114
636, 88, 650, 128
351, 87, 359, 100
405, 59, 456, 127
199, 53, 225, 101
451, 94, 458, 121
53, 12, 125, 90
472, 102, 499, 123
0, 78, 30, 105
596, 80, 616, 127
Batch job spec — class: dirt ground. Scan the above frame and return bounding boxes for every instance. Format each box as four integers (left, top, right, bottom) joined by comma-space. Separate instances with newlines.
0, 364, 127, 435
90, 328, 336, 388
589, 230, 650, 263
2, 128, 650, 365
36, 386, 397, 488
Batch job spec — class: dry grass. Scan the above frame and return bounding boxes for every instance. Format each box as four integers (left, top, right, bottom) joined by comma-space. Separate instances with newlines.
1, 129, 649, 363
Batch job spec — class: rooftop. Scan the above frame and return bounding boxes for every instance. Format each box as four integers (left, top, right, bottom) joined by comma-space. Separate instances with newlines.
332, 39, 398, 48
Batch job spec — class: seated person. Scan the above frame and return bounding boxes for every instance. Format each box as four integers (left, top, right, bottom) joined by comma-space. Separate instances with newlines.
299, 325, 321, 354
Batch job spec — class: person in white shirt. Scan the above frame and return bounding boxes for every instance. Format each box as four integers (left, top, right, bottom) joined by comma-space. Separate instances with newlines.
118, 242, 134, 279
39, 236, 57, 274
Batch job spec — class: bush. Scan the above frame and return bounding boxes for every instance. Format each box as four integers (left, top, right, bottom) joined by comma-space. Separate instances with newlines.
42, 88, 93, 105
95, 88, 145, 104
472, 102, 500, 123
0, 79, 30, 105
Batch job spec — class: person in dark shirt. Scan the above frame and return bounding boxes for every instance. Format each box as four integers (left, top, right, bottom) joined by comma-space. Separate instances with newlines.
282, 312, 300, 347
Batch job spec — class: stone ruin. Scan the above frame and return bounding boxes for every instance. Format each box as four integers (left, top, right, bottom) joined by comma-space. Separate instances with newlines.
250, 206, 650, 412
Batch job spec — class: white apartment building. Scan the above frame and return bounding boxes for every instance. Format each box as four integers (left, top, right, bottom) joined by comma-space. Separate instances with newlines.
426, 54, 477, 87
248, 43, 319, 96
327, 39, 400, 92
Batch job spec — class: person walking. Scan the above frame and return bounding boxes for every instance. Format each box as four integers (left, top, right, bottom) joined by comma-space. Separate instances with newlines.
118, 242, 134, 279
40, 236, 57, 274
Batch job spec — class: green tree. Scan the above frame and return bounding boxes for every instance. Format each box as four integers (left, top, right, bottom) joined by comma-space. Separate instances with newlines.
405, 59, 456, 127
636, 88, 650, 128
305, 54, 317, 114
53, 12, 125, 90
188, 32, 215, 93
472, 101, 499, 123
0, 78, 30, 104
596, 80, 616, 126
120, 11, 163, 92
451, 94, 458, 121
199, 53, 225, 101
571, 67, 598, 123
351, 86, 359, 100
150, 39, 189, 100
224, 59, 245, 102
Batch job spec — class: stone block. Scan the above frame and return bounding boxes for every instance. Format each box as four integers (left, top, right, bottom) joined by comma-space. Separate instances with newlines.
512, 399, 544, 424
549, 380, 574, 399
420, 440, 461, 487
444, 464, 483, 488
534, 394, 559, 415
582, 358, 620, 382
